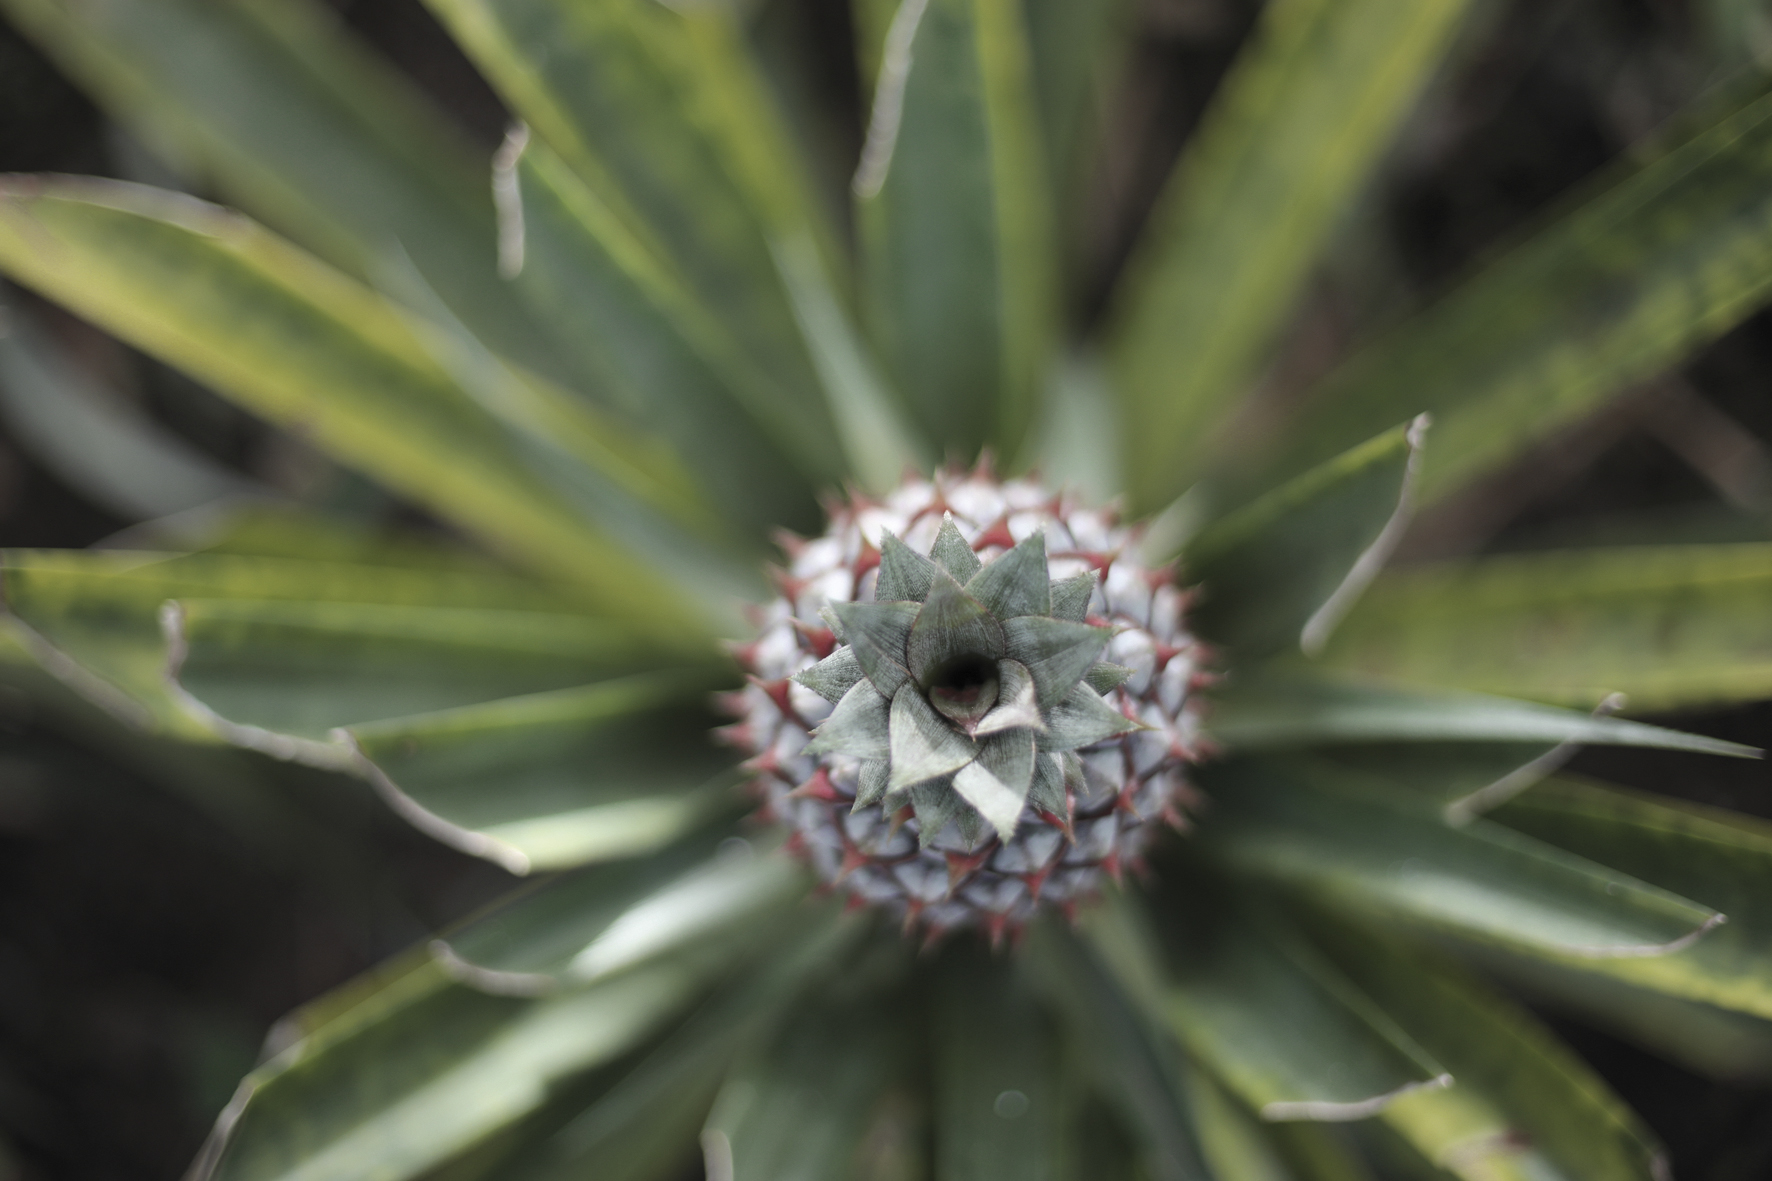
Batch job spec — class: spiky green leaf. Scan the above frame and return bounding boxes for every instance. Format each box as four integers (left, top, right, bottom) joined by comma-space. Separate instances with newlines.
1199, 760, 1725, 961
1210, 674, 1755, 756
0, 179, 697, 625
1111, 0, 1473, 509
934, 946, 1071, 1181
1187, 419, 1424, 657
1258, 74, 1772, 506
831, 600, 919, 699
1491, 778, 1772, 1020
1320, 543, 1772, 710
0, 0, 563, 377
965, 530, 1051, 619
855, 0, 1057, 457
1309, 917, 1665, 1181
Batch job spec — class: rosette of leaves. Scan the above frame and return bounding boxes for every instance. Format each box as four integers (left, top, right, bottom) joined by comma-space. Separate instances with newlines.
2, 0, 1772, 1178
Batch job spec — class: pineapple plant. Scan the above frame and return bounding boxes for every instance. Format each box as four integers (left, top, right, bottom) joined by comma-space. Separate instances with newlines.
0, 0, 1771, 1178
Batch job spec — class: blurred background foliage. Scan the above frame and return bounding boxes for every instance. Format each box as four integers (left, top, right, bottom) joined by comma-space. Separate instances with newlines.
1, 0, 1771, 1177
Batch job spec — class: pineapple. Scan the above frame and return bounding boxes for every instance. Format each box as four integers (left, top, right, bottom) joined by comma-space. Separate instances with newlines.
0, 0, 1769, 1178
727, 469, 1205, 939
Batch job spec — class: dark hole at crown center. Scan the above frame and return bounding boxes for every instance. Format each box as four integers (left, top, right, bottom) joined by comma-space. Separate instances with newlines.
927, 654, 1000, 725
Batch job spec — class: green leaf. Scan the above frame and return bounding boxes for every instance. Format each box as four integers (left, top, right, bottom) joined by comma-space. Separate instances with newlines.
1209, 674, 1755, 756
1310, 917, 1665, 1181
1319, 543, 1772, 710
423, 0, 848, 480
1466, 943, 1772, 1082
876, 531, 942, 603
1, 548, 584, 733
1089, 893, 1449, 1122
1001, 615, 1111, 706
343, 685, 739, 875
888, 683, 980, 793
1022, 918, 1210, 1181
0, 295, 255, 520
434, 836, 807, 988
909, 572, 1008, 685
483, 901, 864, 1181
954, 729, 1036, 840
1023, 0, 1125, 226
497, 135, 829, 531
934, 945, 1072, 1181
1258, 74, 1772, 507
165, 597, 675, 741
160, 593, 736, 871
1304, 742, 1560, 812
703, 955, 912, 1181
833, 600, 920, 699
196, 952, 711, 1181
931, 515, 985, 582
1184, 1065, 1305, 1181
1039, 682, 1140, 752
855, 0, 1058, 458
0, 0, 564, 378
966, 530, 1051, 619
805, 678, 893, 761
1109, 0, 1474, 510
0, 179, 700, 626
1490, 777, 1772, 1020
1197, 759, 1725, 961
1186, 419, 1426, 658
794, 646, 867, 705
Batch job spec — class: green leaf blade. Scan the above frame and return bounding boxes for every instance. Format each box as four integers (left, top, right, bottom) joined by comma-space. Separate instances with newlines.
1110, 0, 1474, 509
856, 0, 1058, 458
1260, 75, 1772, 507
0, 179, 700, 625
1320, 544, 1772, 711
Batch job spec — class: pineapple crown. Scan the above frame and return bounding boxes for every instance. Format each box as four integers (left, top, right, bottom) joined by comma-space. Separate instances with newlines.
794, 514, 1142, 848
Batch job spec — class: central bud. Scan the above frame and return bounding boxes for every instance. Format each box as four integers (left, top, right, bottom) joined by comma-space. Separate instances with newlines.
724, 473, 1207, 940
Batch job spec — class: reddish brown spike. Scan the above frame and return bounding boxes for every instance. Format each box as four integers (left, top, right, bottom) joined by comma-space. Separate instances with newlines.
853, 537, 882, 580
767, 565, 810, 600
901, 897, 927, 935
712, 721, 752, 749
944, 849, 992, 896
1152, 641, 1190, 670
971, 449, 997, 481
787, 767, 843, 802
790, 619, 839, 660
1142, 561, 1179, 590
1162, 804, 1192, 833
885, 804, 915, 843
747, 675, 799, 722
842, 892, 868, 914
971, 516, 1017, 552
782, 831, 808, 857
1036, 808, 1072, 837
1102, 851, 1125, 886
836, 846, 869, 882
1021, 863, 1054, 903
772, 528, 808, 559
1114, 781, 1140, 813
740, 747, 782, 777
984, 911, 1011, 951
721, 637, 763, 670
712, 690, 750, 717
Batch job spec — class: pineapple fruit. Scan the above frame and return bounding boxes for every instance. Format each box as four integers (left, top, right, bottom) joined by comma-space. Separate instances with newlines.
0, 0, 1769, 1178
